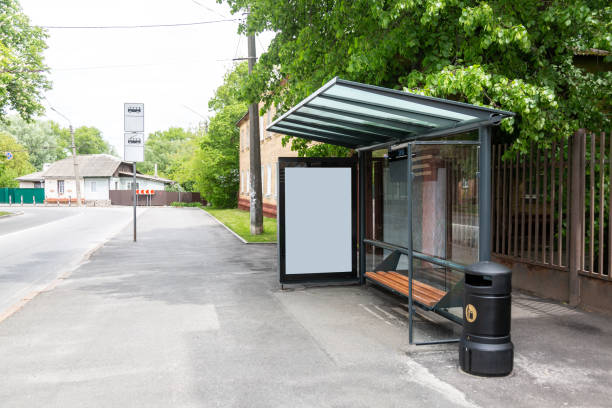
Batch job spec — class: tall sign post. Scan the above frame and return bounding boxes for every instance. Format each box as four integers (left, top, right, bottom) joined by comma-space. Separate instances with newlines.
124, 103, 145, 242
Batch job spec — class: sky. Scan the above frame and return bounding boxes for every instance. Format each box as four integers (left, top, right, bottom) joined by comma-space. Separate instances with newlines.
19, 0, 274, 157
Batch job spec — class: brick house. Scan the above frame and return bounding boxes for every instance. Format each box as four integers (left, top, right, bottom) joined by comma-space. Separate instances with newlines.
237, 104, 297, 218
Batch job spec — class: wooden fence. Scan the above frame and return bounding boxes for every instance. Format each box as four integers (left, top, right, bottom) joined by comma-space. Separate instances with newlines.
492, 130, 611, 305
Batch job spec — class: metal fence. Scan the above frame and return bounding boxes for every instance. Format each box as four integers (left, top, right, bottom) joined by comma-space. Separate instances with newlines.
109, 190, 205, 206
492, 130, 610, 282
0, 188, 45, 204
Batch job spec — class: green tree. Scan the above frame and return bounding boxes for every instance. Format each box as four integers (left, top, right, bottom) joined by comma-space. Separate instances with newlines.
139, 127, 196, 180
224, 0, 611, 155
0, 0, 50, 122
0, 132, 35, 187
0, 115, 66, 170
55, 125, 116, 156
188, 62, 248, 207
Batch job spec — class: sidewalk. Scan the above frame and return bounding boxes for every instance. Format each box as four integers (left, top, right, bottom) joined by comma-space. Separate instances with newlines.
0, 207, 610, 407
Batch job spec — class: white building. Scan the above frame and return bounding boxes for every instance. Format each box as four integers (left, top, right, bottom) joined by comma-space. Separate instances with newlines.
15, 171, 45, 189
18, 154, 173, 205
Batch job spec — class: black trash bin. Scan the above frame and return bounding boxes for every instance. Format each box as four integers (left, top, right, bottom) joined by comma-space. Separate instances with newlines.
459, 261, 513, 376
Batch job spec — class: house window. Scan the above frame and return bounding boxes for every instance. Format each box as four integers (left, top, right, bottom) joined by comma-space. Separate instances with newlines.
266, 164, 271, 196
115, 181, 118, 190
275, 164, 279, 199
58, 180, 64, 194
90, 181, 96, 192
266, 110, 272, 138
128, 182, 140, 189
259, 116, 264, 140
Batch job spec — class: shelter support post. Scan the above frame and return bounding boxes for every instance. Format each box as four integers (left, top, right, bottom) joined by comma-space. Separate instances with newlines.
358, 151, 367, 284
478, 126, 492, 261
407, 143, 415, 344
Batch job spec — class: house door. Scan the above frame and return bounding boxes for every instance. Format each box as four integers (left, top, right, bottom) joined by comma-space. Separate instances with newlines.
277, 157, 357, 284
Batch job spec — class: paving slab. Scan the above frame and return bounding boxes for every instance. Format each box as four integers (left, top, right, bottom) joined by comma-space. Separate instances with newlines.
0, 207, 610, 407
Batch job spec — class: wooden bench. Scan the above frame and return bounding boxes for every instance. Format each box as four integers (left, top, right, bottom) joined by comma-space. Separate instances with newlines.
365, 271, 447, 308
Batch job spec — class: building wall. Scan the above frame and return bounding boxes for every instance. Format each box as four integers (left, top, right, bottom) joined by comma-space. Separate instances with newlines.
83, 177, 110, 201
113, 177, 167, 191
238, 103, 298, 216
18, 181, 35, 189
44, 178, 85, 200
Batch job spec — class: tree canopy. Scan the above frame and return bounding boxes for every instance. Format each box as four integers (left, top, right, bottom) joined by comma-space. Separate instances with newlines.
0, 0, 50, 122
139, 126, 197, 181
187, 62, 248, 207
224, 0, 611, 155
0, 116, 66, 170
0, 132, 35, 187
55, 125, 117, 156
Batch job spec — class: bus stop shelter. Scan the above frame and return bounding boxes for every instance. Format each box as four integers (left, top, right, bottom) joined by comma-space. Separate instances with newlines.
268, 77, 514, 344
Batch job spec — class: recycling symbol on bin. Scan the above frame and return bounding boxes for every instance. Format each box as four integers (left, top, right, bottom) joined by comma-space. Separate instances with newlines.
465, 304, 477, 323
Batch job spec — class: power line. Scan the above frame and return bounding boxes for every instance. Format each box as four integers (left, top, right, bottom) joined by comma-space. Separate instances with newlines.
190, 0, 231, 20
41, 18, 240, 29
51, 58, 230, 71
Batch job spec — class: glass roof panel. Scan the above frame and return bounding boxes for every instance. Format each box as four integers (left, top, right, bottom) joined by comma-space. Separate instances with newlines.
286, 115, 399, 138
323, 84, 477, 122
297, 106, 427, 133
266, 78, 515, 149
307, 97, 456, 128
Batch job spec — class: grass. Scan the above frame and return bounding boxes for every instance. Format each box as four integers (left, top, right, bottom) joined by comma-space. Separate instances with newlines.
0, 211, 10, 217
171, 201, 202, 207
204, 208, 277, 243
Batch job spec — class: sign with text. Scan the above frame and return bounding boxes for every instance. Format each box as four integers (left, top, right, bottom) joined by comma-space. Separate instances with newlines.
124, 102, 145, 162
124, 103, 144, 132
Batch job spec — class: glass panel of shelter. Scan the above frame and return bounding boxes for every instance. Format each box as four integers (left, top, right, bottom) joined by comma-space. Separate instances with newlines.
364, 132, 480, 322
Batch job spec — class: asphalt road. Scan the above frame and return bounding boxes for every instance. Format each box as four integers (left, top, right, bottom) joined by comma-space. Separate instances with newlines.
0, 206, 143, 318
0, 207, 610, 407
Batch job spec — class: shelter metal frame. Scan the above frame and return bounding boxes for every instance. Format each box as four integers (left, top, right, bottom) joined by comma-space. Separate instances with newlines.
268, 77, 513, 345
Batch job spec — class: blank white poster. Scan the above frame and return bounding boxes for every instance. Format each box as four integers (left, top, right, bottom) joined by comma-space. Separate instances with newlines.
285, 167, 352, 275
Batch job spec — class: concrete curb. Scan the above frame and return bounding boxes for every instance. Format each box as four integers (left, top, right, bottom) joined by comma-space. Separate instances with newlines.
201, 209, 277, 245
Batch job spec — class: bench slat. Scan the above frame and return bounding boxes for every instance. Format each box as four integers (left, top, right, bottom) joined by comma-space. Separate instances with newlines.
365, 271, 445, 308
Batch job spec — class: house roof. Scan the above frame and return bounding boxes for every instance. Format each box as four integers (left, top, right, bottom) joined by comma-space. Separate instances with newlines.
42, 154, 122, 178
267, 77, 515, 150
16, 171, 45, 182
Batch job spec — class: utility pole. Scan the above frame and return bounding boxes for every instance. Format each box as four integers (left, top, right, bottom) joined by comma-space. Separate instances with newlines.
69, 125, 82, 207
133, 162, 137, 242
248, 32, 263, 234
51, 107, 81, 207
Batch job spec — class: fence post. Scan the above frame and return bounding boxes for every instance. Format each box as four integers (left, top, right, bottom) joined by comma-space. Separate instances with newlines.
568, 129, 586, 306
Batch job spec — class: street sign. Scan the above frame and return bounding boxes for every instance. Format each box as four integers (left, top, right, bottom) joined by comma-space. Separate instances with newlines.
4, 151, 12, 160
124, 103, 144, 132
124, 102, 144, 163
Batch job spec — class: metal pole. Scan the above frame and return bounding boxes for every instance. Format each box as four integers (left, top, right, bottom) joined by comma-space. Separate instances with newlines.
133, 162, 137, 242
70, 125, 82, 207
478, 126, 492, 261
358, 151, 366, 284
407, 143, 415, 344
568, 129, 586, 306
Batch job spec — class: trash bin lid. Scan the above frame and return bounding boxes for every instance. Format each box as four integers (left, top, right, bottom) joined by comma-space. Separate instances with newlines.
466, 261, 511, 276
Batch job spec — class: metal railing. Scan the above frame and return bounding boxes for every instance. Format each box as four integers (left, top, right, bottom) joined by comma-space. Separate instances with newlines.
491, 130, 611, 282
